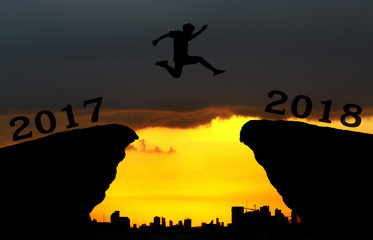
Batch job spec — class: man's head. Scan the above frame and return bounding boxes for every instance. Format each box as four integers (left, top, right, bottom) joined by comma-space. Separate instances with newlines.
183, 23, 195, 35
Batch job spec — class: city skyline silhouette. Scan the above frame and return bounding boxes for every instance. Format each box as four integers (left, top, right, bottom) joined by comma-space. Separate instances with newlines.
90, 205, 303, 239
94, 204, 294, 228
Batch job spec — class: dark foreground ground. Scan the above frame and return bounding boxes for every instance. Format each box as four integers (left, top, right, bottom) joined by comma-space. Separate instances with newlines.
88, 225, 311, 240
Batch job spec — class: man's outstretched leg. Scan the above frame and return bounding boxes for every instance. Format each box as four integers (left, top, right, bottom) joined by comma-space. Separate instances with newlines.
190, 56, 225, 76
155, 60, 182, 78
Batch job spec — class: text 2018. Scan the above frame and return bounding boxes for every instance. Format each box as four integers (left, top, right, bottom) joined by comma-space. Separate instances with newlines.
265, 90, 362, 127
10, 97, 102, 141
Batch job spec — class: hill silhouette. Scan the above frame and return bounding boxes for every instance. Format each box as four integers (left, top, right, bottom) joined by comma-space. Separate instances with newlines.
240, 120, 372, 238
0, 124, 138, 238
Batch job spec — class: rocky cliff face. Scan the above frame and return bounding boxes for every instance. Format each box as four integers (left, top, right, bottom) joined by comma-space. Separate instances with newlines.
0, 124, 138, 237
240, 120, 372, 237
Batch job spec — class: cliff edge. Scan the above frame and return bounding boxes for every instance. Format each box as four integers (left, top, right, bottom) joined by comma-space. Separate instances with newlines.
240, 120, 372, 236
0, 124, 138, 237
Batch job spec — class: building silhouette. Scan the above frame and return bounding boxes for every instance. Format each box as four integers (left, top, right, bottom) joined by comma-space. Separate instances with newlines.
231, 205, 289, 229
231, 206, 244, 226
259, 206, 270, 217
110, 211, 130, 228
184, 218, 192, 229
154, 216, 161, 227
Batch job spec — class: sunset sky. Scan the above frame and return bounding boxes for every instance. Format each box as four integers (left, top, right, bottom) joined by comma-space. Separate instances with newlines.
1, 1, 373, 227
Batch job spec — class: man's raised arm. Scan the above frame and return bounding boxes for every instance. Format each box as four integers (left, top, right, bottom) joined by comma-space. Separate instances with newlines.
191, 25, 208, 39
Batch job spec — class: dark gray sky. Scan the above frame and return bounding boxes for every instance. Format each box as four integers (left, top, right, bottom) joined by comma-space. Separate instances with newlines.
1, 0, 373, 124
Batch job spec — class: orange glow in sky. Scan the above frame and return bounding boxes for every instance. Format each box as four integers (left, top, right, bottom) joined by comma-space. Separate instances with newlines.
90, 114, 373, 227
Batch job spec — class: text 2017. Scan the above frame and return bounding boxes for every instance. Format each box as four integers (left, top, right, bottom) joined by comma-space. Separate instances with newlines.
10, 97, 102, 141
265, 90, 362, 127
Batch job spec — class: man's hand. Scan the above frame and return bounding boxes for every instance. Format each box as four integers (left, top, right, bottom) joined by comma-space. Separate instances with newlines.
152, 40, 158, 46
201, 25, 208, 31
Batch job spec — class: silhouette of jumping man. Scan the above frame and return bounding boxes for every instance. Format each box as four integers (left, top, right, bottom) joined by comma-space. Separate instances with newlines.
153, 23, 225, 78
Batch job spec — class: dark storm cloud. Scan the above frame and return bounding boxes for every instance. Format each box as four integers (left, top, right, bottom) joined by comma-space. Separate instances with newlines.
100, 107, 241, 130
1, 1, 373, 121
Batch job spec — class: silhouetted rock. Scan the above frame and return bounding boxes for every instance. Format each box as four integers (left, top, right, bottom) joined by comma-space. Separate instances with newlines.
0, 124, 138, 238
240, 120, 372, 238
